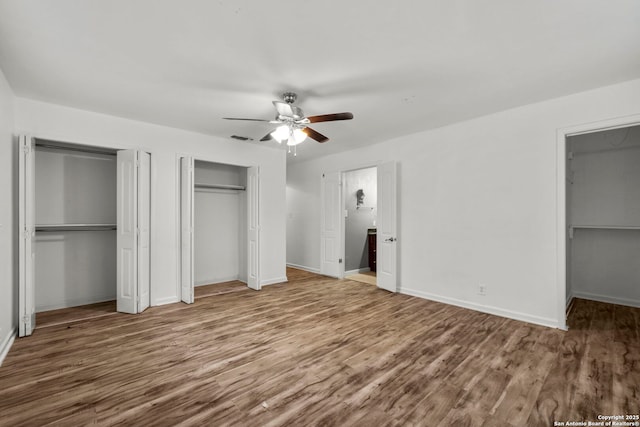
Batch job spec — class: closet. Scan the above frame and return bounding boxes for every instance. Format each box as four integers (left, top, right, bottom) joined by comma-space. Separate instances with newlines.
34, 141, 117, 312
179, 158, 260, 304
18, 136, 150, 336
566, 124, 640, 308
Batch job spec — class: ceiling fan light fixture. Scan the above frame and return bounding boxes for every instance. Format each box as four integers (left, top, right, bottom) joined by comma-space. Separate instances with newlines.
271, 125, 290, 143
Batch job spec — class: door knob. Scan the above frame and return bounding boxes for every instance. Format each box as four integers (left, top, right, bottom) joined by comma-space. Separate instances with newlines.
385, 237, 396, 242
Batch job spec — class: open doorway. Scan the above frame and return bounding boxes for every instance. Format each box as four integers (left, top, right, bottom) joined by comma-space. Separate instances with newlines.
565, 124, 640, 310
557, 113, 640, 330
320, 161, 397, 292
343, 167, 378, 286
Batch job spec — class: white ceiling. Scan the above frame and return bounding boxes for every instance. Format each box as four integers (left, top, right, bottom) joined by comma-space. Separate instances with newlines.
1, 1, 639, 162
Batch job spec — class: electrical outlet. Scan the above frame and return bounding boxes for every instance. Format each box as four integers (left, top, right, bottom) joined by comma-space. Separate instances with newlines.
478, 284, 487, 296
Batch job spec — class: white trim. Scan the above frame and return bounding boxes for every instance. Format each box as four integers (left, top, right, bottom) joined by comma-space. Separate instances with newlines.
556, 113, 640, 332
573, 291, 640, 309
400, 286, 562, 330
286, 263, 320, 274
261, 276, 288, 286
566, 291, 574, 308
154, 296, 180, 306
0, 328, 17, 367
195, 275, 239, 286
345, 267, 371, 276
36, 295, 116, 313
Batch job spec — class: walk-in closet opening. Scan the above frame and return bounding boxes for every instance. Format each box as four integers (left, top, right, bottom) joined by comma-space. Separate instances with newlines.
179, 158, 260, 304
565, 124, 640, 310
18, 137, 151, 336
343, 167, 378, 286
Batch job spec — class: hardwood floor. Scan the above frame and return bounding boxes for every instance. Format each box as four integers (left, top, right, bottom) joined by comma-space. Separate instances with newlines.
1, 268, 638, 426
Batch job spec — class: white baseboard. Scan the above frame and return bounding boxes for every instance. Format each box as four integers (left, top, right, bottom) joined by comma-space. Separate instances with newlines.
345, 267, 371, 276
261, 276, 288, 286
0, 328, 16, 367
195, 275, 239, 286
36, 295, 116, 312
286, 263, 320, 274
572, 290, 640, 309
566, 291, 574, 308
399, 286, 561, 329
153, 296, 180, 306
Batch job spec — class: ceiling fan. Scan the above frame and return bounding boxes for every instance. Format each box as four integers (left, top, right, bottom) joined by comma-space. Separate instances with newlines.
223, 92, 353, 154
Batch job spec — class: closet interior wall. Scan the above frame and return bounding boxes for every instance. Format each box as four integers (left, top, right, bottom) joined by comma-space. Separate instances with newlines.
34, 141, 117, 311
194, 160, 247, 286
567, 125, 640, 308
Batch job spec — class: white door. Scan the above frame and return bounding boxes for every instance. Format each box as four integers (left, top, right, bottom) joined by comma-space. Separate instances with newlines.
320, 172, 342, 278
117, 150, 139, 314
18, 135, 36, 337
377, 161, 398, 292
247, 166, 261, 290
137, 151, 151, 312
180, 157, 195, 303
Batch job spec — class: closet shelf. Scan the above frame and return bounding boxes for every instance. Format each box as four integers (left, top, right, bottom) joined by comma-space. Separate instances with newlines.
36, 224, 117, 232
569, 225, 640, 238
194, 183, 245, 191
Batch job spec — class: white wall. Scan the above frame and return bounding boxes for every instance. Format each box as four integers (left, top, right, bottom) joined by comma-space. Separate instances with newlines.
287, 78, 640, 329
568, 126, 640, 307
14, 97, 287, 306
0, 67, 16, 363
344, 167, 377, 271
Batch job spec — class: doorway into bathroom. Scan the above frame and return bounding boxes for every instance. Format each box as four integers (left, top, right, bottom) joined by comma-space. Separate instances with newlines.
343, 166, 378, 285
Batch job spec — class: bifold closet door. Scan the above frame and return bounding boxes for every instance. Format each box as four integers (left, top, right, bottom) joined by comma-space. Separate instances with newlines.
180, 157, 194, 303
18, 135, 36, 337
117, 149, 151, 314
247, 166, 260, 290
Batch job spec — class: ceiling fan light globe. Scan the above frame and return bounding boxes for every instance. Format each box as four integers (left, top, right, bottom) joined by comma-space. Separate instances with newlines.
293, 128, 307, 144
271, 125, 289, 143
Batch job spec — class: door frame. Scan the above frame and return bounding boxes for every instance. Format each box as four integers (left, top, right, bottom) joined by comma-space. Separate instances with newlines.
556, 113, 640, 331
176, 154, 262, 301
322, 160, 398, 290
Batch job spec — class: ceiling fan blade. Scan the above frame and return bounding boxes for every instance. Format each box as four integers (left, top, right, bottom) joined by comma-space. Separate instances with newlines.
306, 112, 354, 123
273, 101, 294, 117
303, 127, 329, 143
223, 117, 271, 122
259, 132, 274, 142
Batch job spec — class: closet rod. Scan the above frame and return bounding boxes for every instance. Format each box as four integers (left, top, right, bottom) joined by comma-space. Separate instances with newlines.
194, 183, 246, 191
35, 143, 117, 157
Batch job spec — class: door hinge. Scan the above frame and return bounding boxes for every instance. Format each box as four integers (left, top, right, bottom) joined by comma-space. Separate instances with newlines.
23, 315, 30, 324
567, 151, 574, 160
339, 258, 343, 264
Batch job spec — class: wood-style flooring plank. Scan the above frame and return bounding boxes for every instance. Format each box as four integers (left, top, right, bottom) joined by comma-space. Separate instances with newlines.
1, 269, 639, 426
